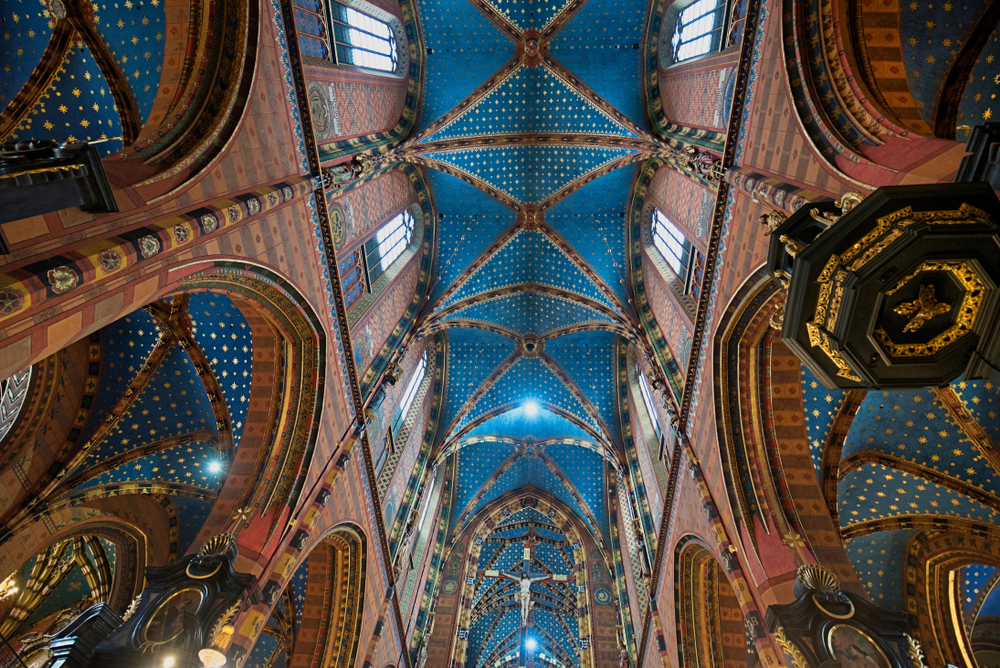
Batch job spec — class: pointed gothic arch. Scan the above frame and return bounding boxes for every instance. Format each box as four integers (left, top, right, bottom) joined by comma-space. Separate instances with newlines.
286, 523, 367, 668
673, 536, 748, 668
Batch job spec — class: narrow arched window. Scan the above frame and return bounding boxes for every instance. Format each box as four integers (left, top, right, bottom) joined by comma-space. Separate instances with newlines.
671, 0, 726, 63
294, 0, 400, 74
364, 209, 414, 284
329, 2, 398, 71
652, 209, 706, 303
637, 364, 661, 440
395, 351, 427, 430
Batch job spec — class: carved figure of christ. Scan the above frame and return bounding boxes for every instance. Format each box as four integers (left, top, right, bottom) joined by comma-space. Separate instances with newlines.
478, 544, 574, 628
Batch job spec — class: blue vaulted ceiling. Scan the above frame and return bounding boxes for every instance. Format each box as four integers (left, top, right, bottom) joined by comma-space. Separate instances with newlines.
410, 0, 664, 570
464, 508, 582, 667
71, 293, 254, 502
833, 381, 1000, 613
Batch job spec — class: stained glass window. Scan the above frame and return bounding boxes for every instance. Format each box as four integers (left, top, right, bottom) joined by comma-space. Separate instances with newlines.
364, 209, 415, 285
671, 0, 726, 63
294, 0, 398, 73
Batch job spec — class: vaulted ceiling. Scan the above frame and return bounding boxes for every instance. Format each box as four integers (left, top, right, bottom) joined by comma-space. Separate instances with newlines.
404, 0, 660, 553
398, 0, 659, 656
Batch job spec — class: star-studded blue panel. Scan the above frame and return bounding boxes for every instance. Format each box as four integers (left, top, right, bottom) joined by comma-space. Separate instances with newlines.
471, 609, 519, 668
82, 341, 219, 470
290, 557, 310, 630
959, 35, 1000, 134
535, 607, 579, 667
499, 507, 558, 531
92, 0, 166, 123
245, 633, 280, 668
844, 530, 915, 611
843, 388, 997, 502
468, 456, 600, 539
10, 42, 125, 156
544, 442, 607, 538
443, 328, 517, 431
187, 292, 254, 447
466, 407, 593, 441
443, 230, 615, 311
75, 440, 223, 492
87, 307, 162, 442
466, 512, 579, 668
547, 0, 649, 129
428, 145, 635, 205
453, 441, 518, 523
456, 356, 598, 436
544, 166, 634, 306
423, 65, 636, 143
965, 565, 997, 617
897, 1, 990, 128
170, 495, 213, 556
951, 378, 1000, 443
802, 365, 845, 474
415, 0, 515, 132
444, 292, 614, 336
481, 0, 572, 32
2, 0, 55, 105
838, 462, 999, 528
428, 170, 518, 304
544, 331, 619, 444
979, 575, 1000, 620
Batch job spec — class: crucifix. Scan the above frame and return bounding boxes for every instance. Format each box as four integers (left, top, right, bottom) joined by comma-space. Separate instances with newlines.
476, 533, 575, 667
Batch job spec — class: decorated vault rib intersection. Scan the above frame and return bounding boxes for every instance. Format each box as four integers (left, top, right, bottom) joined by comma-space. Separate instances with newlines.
347, 0, 688, 662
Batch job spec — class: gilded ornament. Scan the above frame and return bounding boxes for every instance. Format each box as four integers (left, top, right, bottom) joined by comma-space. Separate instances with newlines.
893, 284, 951, 333
0, 286, 26, 316
772, 627, 808, 668
779, 234, 805, 258
758, 209, 787, 236
324, 154, 376, 189
799, 202, 986, 379
199, 533, 237, 557
796, 564, 839, 592
809, 191, 865, 228
904, 633, 927, 668
139, 235, 160, 258
46, 266, 78, 295
875, 261, 984, 357
121, 593, 142, 621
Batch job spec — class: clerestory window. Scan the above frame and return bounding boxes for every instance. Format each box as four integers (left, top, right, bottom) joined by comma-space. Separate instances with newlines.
652, 209, 705, 303
671, 0, 726, 63
364, 209, 414, 285
294, 0, 399, 73
394, 351, 427, 432
637, 364, 661, 440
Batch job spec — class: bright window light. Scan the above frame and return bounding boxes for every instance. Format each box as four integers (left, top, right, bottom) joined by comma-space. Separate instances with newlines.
526, 638, 537, 651
524, 401, 539, 416
208, 461, 222, 474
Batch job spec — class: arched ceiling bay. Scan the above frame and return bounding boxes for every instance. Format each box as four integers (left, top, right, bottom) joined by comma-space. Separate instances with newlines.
402, 0, 666, 552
